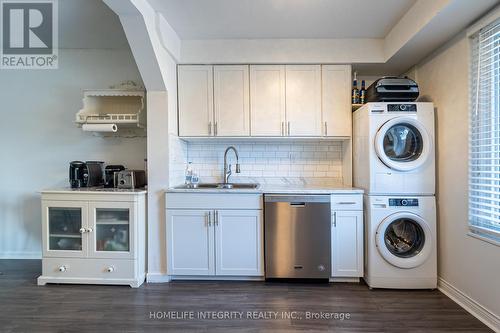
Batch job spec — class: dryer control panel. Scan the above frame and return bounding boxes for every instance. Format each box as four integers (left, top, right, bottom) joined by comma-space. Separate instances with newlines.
387, 104, 417, 112
389, 198, 419, 207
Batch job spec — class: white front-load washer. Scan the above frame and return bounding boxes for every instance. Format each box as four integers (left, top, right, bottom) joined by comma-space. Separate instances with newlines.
364, 195, 437, 289
353, 102, 435, 195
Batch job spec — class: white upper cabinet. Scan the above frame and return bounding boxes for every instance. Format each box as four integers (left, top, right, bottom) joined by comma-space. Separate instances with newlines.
322, 65, 352, 137
285, 65, 322, 136
177, 64, 352, 138
178, 65, 214, 137
214, 65, 250, 136
250, 65, 286, 136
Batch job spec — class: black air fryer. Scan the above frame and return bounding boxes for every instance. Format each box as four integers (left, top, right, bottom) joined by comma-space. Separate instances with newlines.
69, 161, 88, 188
85, 161, 105, 187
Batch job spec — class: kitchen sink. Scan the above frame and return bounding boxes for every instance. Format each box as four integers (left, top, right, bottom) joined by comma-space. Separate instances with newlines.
174, 183, 260, 190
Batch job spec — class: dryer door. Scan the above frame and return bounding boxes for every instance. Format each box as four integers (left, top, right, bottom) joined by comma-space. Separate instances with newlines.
375, 212, 433, 269
375, 117, 431, 171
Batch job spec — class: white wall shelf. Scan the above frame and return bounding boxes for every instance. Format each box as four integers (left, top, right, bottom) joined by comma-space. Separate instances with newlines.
76, 89, 146, 135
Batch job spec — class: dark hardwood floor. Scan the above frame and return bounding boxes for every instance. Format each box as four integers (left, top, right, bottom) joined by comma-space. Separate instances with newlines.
0, 260, 492, 332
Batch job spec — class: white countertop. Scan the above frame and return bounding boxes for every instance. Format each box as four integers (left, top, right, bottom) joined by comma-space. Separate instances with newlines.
41, 187, 147, 194
166, 184, 363, 195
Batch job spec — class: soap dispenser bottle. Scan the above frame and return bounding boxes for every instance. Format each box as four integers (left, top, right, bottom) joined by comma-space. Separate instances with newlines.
185, 162, 193, 186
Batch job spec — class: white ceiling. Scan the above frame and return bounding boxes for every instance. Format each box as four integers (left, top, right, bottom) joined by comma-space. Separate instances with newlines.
150, 0, 416, 40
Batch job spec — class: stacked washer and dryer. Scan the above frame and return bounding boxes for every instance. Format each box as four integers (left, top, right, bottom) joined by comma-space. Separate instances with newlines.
353, 101, 437, 289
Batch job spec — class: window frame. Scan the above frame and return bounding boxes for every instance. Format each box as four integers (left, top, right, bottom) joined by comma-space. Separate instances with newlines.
468, 12, 500, 246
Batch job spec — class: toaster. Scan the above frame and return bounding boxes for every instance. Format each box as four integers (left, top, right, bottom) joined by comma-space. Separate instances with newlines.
116, 170, 146, 189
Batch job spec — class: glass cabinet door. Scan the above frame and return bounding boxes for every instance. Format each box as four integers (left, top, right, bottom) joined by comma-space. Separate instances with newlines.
89, 202, 135, 259
42, 201, 88, 257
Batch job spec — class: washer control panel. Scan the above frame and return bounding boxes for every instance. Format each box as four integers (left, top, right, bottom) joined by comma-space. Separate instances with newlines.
389, 198, 419, 207
387, 104, 417, 112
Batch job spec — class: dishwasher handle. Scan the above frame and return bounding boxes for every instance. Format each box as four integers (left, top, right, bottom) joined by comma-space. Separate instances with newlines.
290, 202, 306, 207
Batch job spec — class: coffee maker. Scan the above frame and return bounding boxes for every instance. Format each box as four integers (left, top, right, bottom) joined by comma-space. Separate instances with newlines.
69, 161, 87, 188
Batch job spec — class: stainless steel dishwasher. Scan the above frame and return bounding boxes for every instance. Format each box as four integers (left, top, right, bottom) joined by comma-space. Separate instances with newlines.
264, 194, 331, 279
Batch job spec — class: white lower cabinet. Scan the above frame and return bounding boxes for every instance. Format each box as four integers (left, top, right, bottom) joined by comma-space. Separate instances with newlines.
215, 210, 263, 276
38, 191, 146, 288
331, 211, 363, 277
166, 209, 215, 276
331, 195, 364, 278
166, 193, 264, 278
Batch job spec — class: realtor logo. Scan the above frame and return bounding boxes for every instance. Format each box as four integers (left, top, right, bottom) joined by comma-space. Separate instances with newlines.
1, 0, 58, 69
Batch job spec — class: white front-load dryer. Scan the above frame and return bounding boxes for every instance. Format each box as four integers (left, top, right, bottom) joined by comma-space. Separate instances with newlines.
364, 195, 437, 289
353, 102, 435, 195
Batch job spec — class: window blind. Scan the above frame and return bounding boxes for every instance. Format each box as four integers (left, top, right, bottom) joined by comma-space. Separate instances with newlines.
469, 18, 500, 242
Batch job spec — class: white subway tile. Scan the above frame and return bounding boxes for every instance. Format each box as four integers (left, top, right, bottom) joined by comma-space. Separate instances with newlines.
304, 165, 316, 171
314, 171, 327, 177
183, 140, 344, 185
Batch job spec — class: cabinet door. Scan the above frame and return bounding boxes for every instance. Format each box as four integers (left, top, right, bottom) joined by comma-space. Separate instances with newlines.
322, 65, 352, 137
166, 210, 215, 276
250, 65, 286, 136
178, 65, 214, 136
331, 210, 363, 277
285, 65, 322, 136
214, 65, 250, 136
42, 200, 88, 258
88, 201, 135, 259
215, 210, 263, 276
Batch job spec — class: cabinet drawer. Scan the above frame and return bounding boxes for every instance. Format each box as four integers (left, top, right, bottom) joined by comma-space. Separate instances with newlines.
42, 258, 135, 280
166, 193, 262, 210
331, 195, 362, 210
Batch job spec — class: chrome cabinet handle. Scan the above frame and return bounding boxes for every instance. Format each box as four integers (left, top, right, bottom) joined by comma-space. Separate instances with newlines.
214, 210, 219, 226
58, 266, 67, 272
79, 227, 86, 234
336, 202, 357, 205
208, 122, 212, 136
333, 212, 337, 227
208, 211, 212, 226
106, 266, 114, 273
86, 228, 93, 233
214, 122, 218, 136
324, 122, 328, 136
287, 121, 290, 136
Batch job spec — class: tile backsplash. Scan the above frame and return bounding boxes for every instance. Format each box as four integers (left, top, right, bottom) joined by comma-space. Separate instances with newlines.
185, 140, 345, 186
169, 134, 188, 186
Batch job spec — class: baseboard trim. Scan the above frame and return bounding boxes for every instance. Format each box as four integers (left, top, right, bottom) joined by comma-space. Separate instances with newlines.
146, 272, 171, 283
329, 277, 360, 283
438, 277, 500, 332
169, 275, 264, 281
0, 252, 41, 259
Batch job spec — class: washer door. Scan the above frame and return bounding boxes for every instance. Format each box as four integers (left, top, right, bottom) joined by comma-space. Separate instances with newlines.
375, 212, 433, 269
375, 117, 431, 171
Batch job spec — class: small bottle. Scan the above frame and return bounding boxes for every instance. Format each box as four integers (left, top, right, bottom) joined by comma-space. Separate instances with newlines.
352, 73, 359, 104
359, 80, 366, 104
185, 162, 193, 186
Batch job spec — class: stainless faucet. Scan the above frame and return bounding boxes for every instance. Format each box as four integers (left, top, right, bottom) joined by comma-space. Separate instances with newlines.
223, 146, 241, 185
